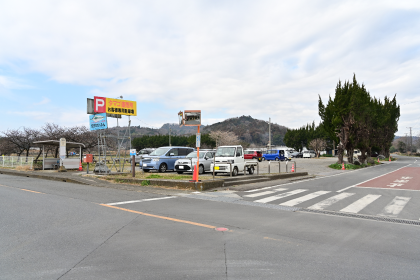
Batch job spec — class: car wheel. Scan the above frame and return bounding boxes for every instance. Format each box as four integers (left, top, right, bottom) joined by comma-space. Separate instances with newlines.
248, 166, 254, 175
177, 171, 184, 174
199, 165, 204, 174
262, 157, 266, 161
258, 158, 262, 162
275, 157, 279, 161
143, 169, 150, 173
232, 167, 238, 176
158, 163, 167, 173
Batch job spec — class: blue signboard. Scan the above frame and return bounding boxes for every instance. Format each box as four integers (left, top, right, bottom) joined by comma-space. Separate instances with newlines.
89, 113, 108, 131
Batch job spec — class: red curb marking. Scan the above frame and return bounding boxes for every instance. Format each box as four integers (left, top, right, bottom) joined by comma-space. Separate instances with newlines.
357, 167, 420, 190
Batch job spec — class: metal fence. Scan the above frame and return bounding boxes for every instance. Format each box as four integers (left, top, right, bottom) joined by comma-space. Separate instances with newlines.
0, 156, 34, 169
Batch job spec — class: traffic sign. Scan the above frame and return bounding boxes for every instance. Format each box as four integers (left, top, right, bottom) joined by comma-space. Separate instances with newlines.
130, 149, 137, 156
196, 133, 201, 148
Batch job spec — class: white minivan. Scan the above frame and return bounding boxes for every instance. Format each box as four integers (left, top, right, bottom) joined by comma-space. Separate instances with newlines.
303, 150, 316, 158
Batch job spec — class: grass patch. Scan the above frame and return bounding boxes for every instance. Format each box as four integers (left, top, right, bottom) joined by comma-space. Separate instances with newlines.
329, 161, 381, 170
321, 154, 334, 157
141, 180, 150, 186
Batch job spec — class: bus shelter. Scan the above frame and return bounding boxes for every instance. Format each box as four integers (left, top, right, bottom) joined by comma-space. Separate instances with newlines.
33, 140, 86, 170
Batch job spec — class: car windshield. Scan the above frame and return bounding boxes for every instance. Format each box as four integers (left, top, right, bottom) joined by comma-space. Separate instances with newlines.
186, 152, 205, 159
244, 151, 254, 155
149, 147, 170, 156
215, 147, 236, 157
139, 150, 149, 154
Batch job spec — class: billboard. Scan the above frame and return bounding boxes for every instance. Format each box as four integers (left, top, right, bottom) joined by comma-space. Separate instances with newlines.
184, 110, 201, 126
89, 113, 108, 131
94, 96, 137, 116
87, 98, 121, 118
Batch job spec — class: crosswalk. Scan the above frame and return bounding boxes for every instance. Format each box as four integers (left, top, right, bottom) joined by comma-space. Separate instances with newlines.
241, 187, 414, 218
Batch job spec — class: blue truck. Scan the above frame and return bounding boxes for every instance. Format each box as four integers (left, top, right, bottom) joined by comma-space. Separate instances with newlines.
262, 149, 291, 161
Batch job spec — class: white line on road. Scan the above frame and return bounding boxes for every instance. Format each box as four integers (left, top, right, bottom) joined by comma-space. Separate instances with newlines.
107, 196, 174, 206
340, 194, 381, 213
307, 192, 355, 210
280, 191, 330, 207
254, 189, 307, 204
244, 185, 284, 192
336, 164, 412, 193
244, 191, 275, 198
244, 188, 288, 198
378, 196, 411, 217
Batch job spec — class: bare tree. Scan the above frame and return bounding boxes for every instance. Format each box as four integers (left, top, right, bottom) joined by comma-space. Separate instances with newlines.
309, 138, 327, 158
1, 127, 42, 158
209, 131, 239, 147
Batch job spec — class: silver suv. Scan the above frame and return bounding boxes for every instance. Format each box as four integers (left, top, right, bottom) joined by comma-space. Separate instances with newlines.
134, 148, 155, 166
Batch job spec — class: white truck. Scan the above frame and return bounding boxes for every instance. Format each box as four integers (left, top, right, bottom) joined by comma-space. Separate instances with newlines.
210, 145, 258, 176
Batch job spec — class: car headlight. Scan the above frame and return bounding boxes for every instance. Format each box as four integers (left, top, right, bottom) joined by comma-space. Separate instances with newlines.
152, 158, 160, 162
227, 159, 234, 164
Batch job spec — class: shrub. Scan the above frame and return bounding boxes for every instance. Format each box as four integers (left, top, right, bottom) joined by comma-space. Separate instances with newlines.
141, 180, 150, 186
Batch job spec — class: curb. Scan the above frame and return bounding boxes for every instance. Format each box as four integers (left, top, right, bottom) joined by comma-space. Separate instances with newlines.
0, 169, 89, 185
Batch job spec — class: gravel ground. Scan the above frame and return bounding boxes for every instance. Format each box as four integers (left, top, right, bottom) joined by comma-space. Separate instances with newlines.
242, 157, 343, 177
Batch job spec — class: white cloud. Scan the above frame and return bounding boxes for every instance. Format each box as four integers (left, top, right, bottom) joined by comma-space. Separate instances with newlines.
0, 0, 420, 134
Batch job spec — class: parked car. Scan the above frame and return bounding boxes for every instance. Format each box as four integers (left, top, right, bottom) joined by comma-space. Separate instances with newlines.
262, 149, 291, 161
244, 150, 263, 162
141, 146, 195, 173
133, 148, 155, 166
291, 151, 303, 158
303, 150, 316, 158
210, 145, 258, 176
174, 150, 215, 174
371, 151, 379, 157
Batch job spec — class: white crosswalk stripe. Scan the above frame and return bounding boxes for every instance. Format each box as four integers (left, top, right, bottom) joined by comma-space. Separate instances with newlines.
340, 194, 381, 213
307, 192, 355, 210
379, 196, 411, 217
242, 188, 414, 219
254, 189, 307, 204
244, 188, 288, 198
279, 191, 330, 207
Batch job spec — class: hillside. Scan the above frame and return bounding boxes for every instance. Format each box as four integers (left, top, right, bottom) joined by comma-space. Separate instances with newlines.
202, 116, 287, 146
111, 115, 288, 146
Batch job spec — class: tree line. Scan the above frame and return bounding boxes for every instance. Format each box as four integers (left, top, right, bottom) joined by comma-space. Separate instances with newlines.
0, 123, 97, 159
283, 121, 333, 155
318, 74, 400, 164
131, 134, 216, 150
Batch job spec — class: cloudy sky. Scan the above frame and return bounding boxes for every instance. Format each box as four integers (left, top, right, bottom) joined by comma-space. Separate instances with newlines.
1, 0, 419, 136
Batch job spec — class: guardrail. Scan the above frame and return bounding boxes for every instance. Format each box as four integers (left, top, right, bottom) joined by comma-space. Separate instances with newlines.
0, 156, 34, 169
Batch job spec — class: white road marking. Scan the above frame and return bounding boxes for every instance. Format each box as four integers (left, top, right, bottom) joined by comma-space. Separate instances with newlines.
340, 194, 381, 213
244, 191, 275, 198
244, 185, 284, 192
107, 196, 174, 206
378, 196, 411, 217
336, 186, 353, 193
336, 163, 412, 192
307, 192, 355, 210
279, 191, 330, 207
254, 189, 307, 204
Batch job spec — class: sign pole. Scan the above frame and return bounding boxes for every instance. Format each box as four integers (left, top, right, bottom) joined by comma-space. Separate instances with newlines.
196, 126, 200, 182
132, 155, 135, 177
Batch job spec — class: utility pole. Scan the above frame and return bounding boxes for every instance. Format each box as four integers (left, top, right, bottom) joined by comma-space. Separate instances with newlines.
407, 127, 412, 154
405, 133, 408, 153
169, 125, 172, 146
268, 117, 271, 150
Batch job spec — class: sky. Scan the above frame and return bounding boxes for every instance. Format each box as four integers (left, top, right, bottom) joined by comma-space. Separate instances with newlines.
1, 0, 420, 136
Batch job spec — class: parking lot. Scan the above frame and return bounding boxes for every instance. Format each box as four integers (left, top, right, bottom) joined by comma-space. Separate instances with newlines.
137, 157, 341, 178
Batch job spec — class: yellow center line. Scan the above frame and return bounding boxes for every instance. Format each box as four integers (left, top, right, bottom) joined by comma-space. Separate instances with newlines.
0, 184, 44, 194
100, 204, 217, 229
21, 188, 44, 194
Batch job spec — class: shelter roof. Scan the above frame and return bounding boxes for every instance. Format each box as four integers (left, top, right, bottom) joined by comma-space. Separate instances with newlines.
33, 140, 85, 148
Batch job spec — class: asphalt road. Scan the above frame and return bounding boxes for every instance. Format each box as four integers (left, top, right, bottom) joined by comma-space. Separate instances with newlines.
1, 155, 420, 279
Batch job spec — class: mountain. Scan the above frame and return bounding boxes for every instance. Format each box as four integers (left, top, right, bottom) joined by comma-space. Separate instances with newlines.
111, 115, 288, 146
201, 115, 287, 146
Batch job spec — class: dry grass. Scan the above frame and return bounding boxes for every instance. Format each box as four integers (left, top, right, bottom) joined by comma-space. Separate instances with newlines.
15, 165, 33, 171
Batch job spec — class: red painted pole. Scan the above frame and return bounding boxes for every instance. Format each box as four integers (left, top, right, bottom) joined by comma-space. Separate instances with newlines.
196, 125, 200, 182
